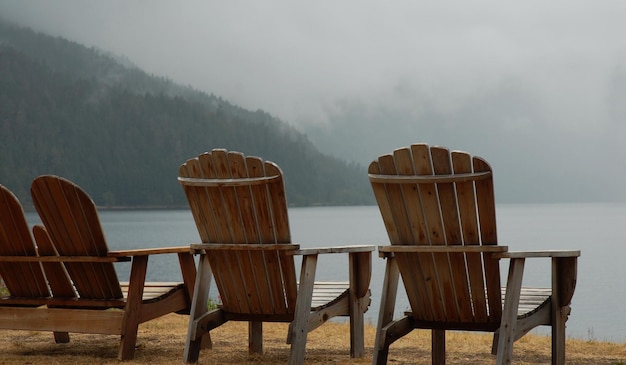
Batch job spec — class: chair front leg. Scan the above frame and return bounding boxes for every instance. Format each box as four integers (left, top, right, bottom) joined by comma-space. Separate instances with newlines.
249, 321, 263, 354
496, 257, 525, 365
288, 254, 318, 365
183, 253, 213, 363
373, 254, 400, 365
432, 329, 445, 365
551, 256, 577, 365
119, 255, 149, 361
178, 251, 198, 307
348, 251, 372, 358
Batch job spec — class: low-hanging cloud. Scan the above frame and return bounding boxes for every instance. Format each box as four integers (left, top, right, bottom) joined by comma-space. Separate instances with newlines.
2, 0, 626, 202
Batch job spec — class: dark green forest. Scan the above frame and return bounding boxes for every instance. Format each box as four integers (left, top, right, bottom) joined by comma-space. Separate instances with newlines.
0, 21, 373, 208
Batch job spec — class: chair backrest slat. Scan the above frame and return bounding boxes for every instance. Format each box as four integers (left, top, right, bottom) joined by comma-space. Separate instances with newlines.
369, 143, 502, 325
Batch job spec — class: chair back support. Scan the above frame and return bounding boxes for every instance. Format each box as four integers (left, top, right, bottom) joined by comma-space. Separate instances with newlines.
0, 185, 50, 298
369, 144, 502, 327
179, 149, 297, 316
31, 175, 123, 300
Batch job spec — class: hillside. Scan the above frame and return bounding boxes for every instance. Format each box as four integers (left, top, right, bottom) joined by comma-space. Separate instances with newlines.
0, 21, 373, 208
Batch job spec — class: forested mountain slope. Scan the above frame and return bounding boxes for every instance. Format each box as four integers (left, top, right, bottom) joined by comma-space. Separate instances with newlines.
0, 21, 372, 207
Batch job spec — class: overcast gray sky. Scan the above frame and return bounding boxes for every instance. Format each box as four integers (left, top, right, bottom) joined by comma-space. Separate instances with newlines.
2, 1, 626, 202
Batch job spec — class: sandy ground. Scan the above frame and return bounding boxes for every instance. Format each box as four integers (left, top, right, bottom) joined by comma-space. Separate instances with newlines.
0, 313, 624, 364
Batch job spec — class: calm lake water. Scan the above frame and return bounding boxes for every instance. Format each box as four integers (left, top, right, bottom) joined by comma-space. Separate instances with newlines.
24, 203, 626, 342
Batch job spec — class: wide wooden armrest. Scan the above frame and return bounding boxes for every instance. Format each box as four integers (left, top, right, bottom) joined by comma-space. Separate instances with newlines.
293, 245, 374, 256
108, 246, 193, 257
0, 255, 130, 263
190, 243, 299, 253
293, 245, 373, 301
493, 250, 580, 259
378, 245, 507, 258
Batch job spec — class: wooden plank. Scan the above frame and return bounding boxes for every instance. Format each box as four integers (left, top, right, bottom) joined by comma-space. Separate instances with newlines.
384, 148, 438, 321
207, 250, 239, 313
279, 249, 298, 312
411, 145, 451, 322
0, 307, 124, 334
392, 148, 432, 320
183, 253, 213, 363
180, 156, 216, 243
293, 245, 373, 255
32, 225, 76, 298
349, 251, 372, 299
431, 146, 471, 323
495, 250, 581, 259
118, 254, 147, 360
452, 151, 489, 322
198, 151, 232, 243
472, 157, 502, 323
108, 246, 193, 256
0, 255, 129, 263
231, 152, 261, 245
288, 254, 317, 365
260, 250, 287, 314
265, 162, 290, 243
0, 186, 50, 298
496, 257, 525, 365
178, 175, 281, 187
177, 251, 197, 303
119, 282, 182, 301
194, 243, 296, 251
394, 251, 433, 321
377, 147, 438, 322
368, 171, 492, 184
372, 256, 400, 365
368, 159, 402, 245
245, 155, 268, 244
238, 250, 264, 315
344, 248, 372, 359
379, 245, 507, 253
0, 297, 125, 308
179, 157, 211, 242
214, 150, 245, 244
393, 147, 429, 245
379, 152, 413, 245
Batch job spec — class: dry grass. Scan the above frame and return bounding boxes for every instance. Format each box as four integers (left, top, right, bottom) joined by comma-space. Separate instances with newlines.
0, 314, 625, 364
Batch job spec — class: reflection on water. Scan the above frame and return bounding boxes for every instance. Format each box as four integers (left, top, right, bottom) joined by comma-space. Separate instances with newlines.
24, 203, 626, 341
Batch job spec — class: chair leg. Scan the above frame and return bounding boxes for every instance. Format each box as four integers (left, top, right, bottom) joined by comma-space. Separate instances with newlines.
491, 329, 500, 355
249, 321, 263, 354
551, 256, 577, 365
348, 251, 370, 358
373, 256, 400, 365
552, 308, 567, 365
53, 331, 70, 343
118, 255, 149, 360
432, 329, 445, 364
496, 258, 525, 365
184, 254, 213, 364
375, 346, 390, 365
288, 254, 318, 365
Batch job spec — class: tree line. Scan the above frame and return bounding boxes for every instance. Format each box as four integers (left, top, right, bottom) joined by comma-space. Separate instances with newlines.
0, 21, 373, 208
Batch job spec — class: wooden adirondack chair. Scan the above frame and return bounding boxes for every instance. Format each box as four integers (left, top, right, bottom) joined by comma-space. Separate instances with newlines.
0, 184, 74, 343
179, 149, 373, 365
368, 144, 579, 365
0, 176, 198, 360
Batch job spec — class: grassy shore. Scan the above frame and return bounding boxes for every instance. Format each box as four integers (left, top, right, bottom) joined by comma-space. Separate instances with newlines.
0, 313, 624, 364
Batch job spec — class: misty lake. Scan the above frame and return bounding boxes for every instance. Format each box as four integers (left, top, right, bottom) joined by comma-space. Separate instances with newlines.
25, 203, 626, 342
